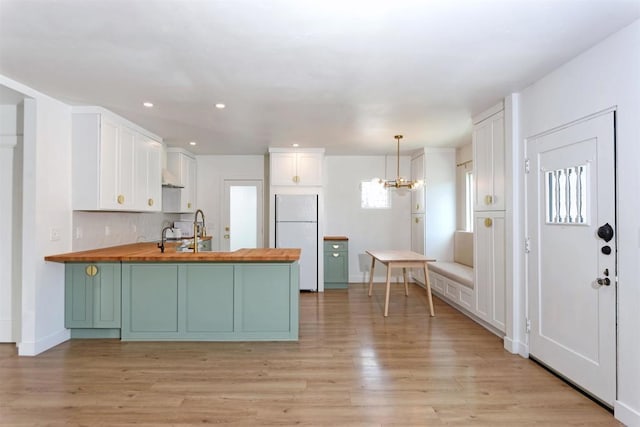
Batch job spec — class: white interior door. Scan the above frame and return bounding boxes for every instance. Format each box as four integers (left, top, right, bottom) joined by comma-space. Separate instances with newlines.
222, 180, 263, 251
526, 112, 616, 405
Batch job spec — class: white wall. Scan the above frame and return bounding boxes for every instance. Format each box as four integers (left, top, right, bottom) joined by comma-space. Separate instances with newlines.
455, 144, 472, 230
517, 20, 640, 425
324, 156, 412, 282
195, 155, 266, 251
0, 104, 19, 341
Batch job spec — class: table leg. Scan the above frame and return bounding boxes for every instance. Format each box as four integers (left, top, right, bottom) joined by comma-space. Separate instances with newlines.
367, 256, 376, 297
402, 268, 409, 296
424, 262, 435, 317
384, 263, 392, 317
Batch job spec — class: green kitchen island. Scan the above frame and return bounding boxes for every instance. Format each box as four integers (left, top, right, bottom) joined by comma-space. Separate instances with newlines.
45, 243, 301, 341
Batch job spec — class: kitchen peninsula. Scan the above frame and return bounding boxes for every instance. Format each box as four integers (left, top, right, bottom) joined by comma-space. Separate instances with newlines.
45, 243, 301, 342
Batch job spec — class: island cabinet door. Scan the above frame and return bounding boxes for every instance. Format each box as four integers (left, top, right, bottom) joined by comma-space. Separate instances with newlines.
122, 263, 180, 339
183, 264, 234, 335
65, 263, 121, 329
235, 264, 299, 339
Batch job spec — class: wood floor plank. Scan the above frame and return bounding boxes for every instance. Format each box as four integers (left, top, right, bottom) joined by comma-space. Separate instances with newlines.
0, 283, 620, 426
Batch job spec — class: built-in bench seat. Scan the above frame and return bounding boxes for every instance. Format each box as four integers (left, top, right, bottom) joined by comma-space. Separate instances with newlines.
426, 231, 476, 313
428, 261, 473, 289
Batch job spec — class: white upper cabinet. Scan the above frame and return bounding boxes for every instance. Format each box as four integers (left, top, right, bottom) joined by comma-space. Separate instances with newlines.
162, 148, 197, 213
72, 109, 162, 211
473, 109, 505, 211
134, 134, 162, 212
269, 148, 324, 186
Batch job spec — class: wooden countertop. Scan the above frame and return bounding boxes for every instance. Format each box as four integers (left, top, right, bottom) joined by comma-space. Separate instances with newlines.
45, 242, 301, 263
324, 236, 349, 241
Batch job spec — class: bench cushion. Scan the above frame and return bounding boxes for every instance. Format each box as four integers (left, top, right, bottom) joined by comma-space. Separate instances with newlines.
429, 261, 474, 289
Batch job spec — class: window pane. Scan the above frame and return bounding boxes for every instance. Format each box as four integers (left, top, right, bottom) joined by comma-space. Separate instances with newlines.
361, 180, 390, 209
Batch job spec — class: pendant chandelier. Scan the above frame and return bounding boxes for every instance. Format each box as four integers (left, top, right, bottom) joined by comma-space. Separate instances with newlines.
379, 135, 421, 189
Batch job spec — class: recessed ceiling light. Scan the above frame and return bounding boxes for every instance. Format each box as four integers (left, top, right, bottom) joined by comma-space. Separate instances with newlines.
143, 102, 154, 108
215, 103, 226, 109
189, 141, 197, 146
292, 143, 299, 147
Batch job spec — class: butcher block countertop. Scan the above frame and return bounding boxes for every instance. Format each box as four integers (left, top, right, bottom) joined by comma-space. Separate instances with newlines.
45, 242, 301, 263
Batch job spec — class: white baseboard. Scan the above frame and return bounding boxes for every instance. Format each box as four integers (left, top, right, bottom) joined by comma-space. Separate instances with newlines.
615, 400, 640, 427
18, 328, 70, 356
503, 336, 529, 358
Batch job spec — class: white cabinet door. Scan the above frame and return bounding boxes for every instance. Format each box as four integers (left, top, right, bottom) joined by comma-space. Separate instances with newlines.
411, 213, 426, 284
270, 151, 323, 186
164, 149, 196, 213
296, 152, 323, 186
270, 153, 297, 186
473, 110, 505, 211
411, 155, 425, 213
98, 118, 119, 209
117, 126, 135, 210
473, 211, 505, 332
134, 134, 162, 212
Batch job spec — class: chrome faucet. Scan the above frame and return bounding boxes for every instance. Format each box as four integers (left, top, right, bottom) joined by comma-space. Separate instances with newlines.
193, 209, 206, 253
157, 225, 173, 253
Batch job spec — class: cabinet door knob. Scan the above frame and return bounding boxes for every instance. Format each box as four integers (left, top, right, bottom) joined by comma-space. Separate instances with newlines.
484, 218, 493, 227
292, 175, 300, 184
484, 195, 493, 205
148, 198, 154, 206
117, 194, 125, 205
224, 234, 230, 239
187, 202, 192, 209
85, 265, 98, 277
415, 217, 420, 223
332, 253, 340, 257
416, 204, 420, 211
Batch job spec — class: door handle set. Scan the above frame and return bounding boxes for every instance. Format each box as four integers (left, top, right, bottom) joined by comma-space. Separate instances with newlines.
596, 268, 611, 287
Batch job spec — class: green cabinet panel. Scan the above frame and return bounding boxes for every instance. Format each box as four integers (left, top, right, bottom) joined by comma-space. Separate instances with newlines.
65, 263, 121, 329
185, 265, 234, 332
121, 262, 299, 341
126, 264, 179, 333
237, 265, 291, 332
324, 240, 348, 289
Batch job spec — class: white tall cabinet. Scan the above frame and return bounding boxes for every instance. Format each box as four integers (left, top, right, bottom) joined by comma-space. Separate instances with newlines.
268, 147, 325, 291
473, 103, 506, 333
410, 148, 456, 284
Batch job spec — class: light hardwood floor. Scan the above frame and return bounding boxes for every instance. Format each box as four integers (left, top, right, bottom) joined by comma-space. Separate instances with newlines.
0, 283, 619, 426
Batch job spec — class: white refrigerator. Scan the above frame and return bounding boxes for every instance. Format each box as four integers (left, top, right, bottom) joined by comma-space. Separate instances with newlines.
275, 194, 318, 291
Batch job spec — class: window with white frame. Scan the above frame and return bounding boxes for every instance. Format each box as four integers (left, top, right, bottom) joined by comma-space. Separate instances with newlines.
465, 171, 474, 231
361, 180, 390, 209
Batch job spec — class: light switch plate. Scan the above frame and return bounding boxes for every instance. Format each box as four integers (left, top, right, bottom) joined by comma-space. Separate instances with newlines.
49, 228, 61, 241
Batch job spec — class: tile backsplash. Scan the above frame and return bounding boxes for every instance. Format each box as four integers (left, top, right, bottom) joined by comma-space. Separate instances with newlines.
73, 211, 181, 251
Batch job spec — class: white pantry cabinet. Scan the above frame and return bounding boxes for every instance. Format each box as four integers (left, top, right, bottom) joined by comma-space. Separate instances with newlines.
473, 109, 505, 211
72, 110, 162, 211
269, 149, 324, 186
473, 210, 506, 332
162, 148, 196, 213
409, 148, 456, 266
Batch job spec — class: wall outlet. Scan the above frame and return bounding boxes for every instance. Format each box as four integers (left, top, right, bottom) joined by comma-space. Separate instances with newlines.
49, 228, 61, 241
105, 225, 111, 236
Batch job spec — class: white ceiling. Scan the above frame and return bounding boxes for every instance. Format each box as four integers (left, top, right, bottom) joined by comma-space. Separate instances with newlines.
1, 0, 638, 155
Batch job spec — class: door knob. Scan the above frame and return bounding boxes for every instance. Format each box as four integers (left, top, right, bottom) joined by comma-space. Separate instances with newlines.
597, 277, 611, 286
597, 223, 614, 242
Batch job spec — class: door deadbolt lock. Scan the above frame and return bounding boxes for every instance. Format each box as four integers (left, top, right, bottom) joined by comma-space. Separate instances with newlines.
601, 245, 612, 255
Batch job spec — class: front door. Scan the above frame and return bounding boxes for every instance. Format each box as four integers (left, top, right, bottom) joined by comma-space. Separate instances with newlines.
222, 180, 264, 251
526, 111, 616, 406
